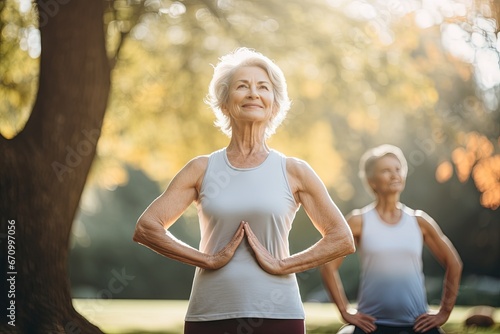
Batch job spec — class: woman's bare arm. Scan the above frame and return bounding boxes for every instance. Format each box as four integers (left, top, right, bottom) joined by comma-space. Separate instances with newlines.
245, 157, 355, 275
319, 214, 377, 332
414, 211, 463, 332
133, 156, 245, 269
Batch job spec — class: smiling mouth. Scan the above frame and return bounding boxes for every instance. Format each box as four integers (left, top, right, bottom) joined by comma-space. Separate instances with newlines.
242, 104, 262, 108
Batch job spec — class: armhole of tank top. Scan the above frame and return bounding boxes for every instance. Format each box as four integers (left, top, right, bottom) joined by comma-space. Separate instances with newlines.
279, 153, 298, 206
357, 211, 364, 246
408, 208, 425, 244
357, 205, 375, 246
198, 151, 216, 194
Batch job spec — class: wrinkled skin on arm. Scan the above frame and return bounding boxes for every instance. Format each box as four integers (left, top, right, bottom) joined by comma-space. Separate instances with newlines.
133, 156, 245, 270
413, 211, 462, 333
320, 213, 377, 333
245, 157, 355, 275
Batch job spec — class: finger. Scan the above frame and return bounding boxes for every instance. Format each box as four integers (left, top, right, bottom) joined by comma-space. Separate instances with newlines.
236, 221, 245, 235
351, 315, 376, 333
363, 315, 377, 322
230, 223, 245, 242
358, 313, 377, 323
243, 223, 259, 246
414, 316, 427, 330
414, 319, 425, 331
367, 321, 377, 331
415, 320, 435, 333
415, 314, 428, 322
243, 222, 254, 235
224, 223, 245, 252
234, 224, 246, 244
415, 324, 429, 333
361, 324, 375, 333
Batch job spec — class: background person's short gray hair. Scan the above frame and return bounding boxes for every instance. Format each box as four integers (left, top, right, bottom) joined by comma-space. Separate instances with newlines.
205, 47, 291, 139
358, 144, 409, 196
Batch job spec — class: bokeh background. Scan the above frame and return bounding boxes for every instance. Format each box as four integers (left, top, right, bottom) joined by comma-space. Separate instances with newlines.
1, 0, 499, 331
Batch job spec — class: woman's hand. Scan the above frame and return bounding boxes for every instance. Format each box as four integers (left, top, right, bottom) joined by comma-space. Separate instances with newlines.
414, 312, 447, 333
206, 222, 245, 270
243, 222, 284, 275
342, 311, 377, 333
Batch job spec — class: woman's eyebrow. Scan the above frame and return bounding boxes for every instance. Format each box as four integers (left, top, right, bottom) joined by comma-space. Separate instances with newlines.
235, 79, 271, 84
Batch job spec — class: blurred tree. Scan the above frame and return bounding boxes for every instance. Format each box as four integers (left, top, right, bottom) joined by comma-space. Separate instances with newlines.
0, 0, 110, 332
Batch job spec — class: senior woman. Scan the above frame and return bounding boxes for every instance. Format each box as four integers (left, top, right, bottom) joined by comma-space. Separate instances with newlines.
133, 47, 355, 334
320, 144, 463, 334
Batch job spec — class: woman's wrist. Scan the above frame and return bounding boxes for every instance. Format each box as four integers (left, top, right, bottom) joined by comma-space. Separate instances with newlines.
339, 306, 351, 318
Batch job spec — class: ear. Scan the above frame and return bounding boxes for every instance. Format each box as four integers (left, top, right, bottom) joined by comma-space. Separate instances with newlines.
221, 103, 229, 116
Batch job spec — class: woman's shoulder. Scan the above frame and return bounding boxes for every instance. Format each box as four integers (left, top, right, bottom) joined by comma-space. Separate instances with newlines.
399, 204, 438, 234
400, 204, 430, 222
187, 149, 225, 167
180, 154, 216, 191
346, 204, 376, 236
400, 203, 417, 216
188, 154, 209, 165
280, 154, 314, 175
348, 203, 375, 219
346, 210, 364, 237
182, 154, 212, 176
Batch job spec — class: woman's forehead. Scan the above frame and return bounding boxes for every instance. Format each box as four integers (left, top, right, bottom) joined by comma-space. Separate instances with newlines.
375, 154, 402, 167
232, 66, 270, 80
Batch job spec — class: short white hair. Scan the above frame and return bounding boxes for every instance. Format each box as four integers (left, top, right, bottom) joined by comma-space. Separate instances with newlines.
358, 144, 408, 195
205, 47, 291, 139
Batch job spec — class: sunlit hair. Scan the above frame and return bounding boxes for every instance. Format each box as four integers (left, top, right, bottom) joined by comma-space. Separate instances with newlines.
358, 144, 408, 196
205, 47, 291, 139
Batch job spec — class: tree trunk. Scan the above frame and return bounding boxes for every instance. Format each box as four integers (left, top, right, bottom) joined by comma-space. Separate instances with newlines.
0, 0, 110, 332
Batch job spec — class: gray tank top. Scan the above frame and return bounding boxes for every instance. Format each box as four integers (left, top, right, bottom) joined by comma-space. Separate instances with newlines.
185, 148, 305, 321
357, 204, 428, 326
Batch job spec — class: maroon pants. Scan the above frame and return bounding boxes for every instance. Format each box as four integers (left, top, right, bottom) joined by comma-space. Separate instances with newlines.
184, 318, 305, 334
353, 325, 443, 334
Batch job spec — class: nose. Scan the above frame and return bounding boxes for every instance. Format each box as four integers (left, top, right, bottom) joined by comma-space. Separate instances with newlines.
247, 85, 259, 99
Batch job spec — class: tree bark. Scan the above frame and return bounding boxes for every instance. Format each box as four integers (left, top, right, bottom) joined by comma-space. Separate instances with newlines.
0, 0, 110, 332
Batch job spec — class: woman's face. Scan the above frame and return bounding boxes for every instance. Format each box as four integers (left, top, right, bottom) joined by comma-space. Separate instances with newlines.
223, 66, 276, 126
368, 154, 406, 195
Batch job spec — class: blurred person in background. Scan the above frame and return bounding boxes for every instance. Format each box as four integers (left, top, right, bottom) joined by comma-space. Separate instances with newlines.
320, 144, 462, 334
133, 47, 355, 334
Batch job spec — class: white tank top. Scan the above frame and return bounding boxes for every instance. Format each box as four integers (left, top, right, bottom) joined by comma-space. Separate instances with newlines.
357, 204, 428, 326
185, 148, 305, 321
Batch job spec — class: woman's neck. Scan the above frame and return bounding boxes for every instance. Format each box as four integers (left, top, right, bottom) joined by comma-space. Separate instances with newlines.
227, 140, 268, 155
374, 197, 402, 225
225, 130, 270, 168
227, 123, 268, 155
375, 195, 401, 214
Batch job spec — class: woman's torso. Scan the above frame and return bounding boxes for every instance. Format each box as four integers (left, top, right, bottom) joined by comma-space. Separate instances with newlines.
357, 204, 428, 326
185, 148, 305, 321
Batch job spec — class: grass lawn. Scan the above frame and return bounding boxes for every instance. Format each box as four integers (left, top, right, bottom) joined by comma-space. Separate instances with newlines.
73, 299, 500, 334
